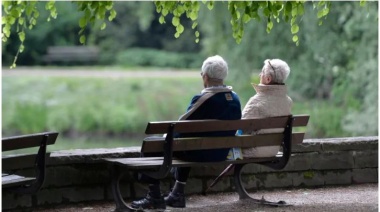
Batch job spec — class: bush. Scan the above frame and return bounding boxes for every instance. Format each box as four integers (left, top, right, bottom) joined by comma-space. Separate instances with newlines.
116, 48, 204, 69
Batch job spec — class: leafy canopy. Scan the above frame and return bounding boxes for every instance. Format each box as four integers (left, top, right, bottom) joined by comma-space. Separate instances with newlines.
2, 0, 366, 68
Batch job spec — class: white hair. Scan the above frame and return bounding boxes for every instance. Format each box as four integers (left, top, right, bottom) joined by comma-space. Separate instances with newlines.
263, 59, 290, 83
201, 55, 228, 80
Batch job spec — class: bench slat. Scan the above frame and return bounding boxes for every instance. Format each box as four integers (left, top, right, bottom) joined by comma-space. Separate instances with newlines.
145, 115, 309, 134
2, 174, 35, 188
104, 156, 280, 169
2, 132, 58, 151
141, 133, 304, 153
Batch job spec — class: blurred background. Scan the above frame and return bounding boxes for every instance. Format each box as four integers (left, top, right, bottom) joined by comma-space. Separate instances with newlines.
2, 1, 378, 151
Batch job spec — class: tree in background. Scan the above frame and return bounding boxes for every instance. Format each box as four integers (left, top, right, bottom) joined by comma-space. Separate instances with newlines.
2, 0, 340, 67
197, 1, 377, 137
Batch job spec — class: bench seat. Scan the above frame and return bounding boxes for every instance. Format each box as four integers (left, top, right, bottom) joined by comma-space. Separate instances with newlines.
2, 174, 36, 188
105, 156, 278, 169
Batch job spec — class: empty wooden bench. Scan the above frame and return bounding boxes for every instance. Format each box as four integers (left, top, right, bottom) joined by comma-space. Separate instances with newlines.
104, 115, 309, 211
42, 46, 99, 64
2, 132, 59, 194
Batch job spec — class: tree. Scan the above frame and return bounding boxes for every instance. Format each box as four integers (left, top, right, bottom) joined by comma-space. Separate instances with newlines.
3, 0, 365, 68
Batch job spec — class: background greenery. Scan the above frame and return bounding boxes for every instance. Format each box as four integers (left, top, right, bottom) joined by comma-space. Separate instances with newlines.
2, 1, 378, 150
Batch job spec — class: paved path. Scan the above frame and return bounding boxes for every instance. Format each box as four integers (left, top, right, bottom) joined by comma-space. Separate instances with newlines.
34, 183, 378, 212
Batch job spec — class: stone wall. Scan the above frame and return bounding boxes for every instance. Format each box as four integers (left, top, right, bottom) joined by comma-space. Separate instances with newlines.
2, 136, 378, 211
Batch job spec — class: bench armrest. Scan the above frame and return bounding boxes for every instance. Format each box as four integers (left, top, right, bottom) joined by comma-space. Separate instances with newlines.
141, 123, 175, 179
257, 115, 293, 170
6, 134, 48, 194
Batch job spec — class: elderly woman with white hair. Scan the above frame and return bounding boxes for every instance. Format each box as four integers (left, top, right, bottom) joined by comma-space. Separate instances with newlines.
240, 59, 293, 158
131, 55, 242, 210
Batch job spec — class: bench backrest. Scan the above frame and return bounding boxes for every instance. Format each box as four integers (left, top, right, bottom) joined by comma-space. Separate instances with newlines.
43, 46, 99, 62
141, 115, 309, 153
2, 132, 58, 152
2, 132, 59, 171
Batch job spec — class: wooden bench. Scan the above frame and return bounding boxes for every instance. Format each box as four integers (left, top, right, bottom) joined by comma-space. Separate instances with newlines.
2, 132, 59, 194
42, 46, 99, 64
104, 115, 309, 211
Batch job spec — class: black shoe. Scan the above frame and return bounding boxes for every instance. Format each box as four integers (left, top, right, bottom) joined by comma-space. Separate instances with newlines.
164, 192, 186, 208
131, 194, 166, 210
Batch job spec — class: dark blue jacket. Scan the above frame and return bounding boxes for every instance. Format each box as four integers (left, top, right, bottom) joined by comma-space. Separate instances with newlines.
175, 90, 241, 162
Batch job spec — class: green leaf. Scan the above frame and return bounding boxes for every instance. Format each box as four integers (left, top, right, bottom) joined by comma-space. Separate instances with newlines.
162, 8, 168, 16
292, 35, 298, 42
50, 10, 58, 19
26, 6, 33, 16
79, 17, 87, 28
317, 10, 324, 18
109, 9, 117, 21
207, 1, 214, 10
19, 44, 24, 53
100, 22, 106, 30
177, 5, 184, 14
172, 16, 180, 27
291, 17, 296, 25
291, 5, 297, 17
8, 16, 16, 25
3, 26, 11, 37
263, 8, 270, 17
176, 24, 184, 34
159, 16, 165, 24
285, 2, 292, 14
195, 30, 200, 37
192, 22, 198, 29
18, 17, 24, 25
322, 7, 329, 16
195, 38, 199, 43
80, 35, 86, 44
242, 14, 250, 23
33, 10, 40, 19
174, 32, 180, 38
18, 31, 25, 42
291, 24, 299, 34
11, 9, 20, 18
267, 21, 273, 31
297, 4, 304, 15
189, 11, 197, 21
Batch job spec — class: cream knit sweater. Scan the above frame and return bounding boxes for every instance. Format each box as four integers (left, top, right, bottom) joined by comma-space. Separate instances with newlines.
241, 84, 292, 158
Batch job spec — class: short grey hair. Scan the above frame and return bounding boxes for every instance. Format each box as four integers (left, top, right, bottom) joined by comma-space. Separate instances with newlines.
201, 55, 228, 80
262, 59, 290, 83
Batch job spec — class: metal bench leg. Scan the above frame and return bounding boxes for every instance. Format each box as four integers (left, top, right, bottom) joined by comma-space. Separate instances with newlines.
234, 164, 289, 207
110, 165, 139, 212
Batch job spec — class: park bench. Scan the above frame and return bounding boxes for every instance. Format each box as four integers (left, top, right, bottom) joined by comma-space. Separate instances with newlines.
42, 46, 99, 64
2, 132, 59, 194
104, 115, 309, 211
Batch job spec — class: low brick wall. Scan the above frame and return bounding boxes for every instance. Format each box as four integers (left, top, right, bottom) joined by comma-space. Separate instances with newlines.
3, 136, 378, 211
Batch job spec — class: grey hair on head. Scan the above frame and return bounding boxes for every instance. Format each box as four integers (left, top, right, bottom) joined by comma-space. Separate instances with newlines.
263, 59, 290, 83
201, 55, 228, 80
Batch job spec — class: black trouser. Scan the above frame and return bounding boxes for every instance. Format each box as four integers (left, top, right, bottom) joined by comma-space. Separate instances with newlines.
137, 151, 192, 184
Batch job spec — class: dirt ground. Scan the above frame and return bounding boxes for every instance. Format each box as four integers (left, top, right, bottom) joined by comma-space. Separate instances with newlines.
34, 183, 378, 212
